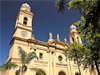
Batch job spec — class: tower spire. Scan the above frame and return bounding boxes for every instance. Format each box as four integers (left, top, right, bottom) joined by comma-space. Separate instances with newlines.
69, 24, 82, 44
70, 24, 77, 33
13, 3, 34, 40
21, 3, 31, 9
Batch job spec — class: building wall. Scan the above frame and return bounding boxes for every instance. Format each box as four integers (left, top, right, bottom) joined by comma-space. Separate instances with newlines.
4, 38, 96, 75
4, 39, 70, 75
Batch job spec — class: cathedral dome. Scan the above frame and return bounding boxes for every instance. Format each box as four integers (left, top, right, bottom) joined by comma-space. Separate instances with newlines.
70, 24, 77, 33
22, 3, 31, 9
70, 24, 76, 29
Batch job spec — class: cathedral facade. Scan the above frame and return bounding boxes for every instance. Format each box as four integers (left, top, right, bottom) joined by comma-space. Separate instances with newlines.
1, 3, 97, 75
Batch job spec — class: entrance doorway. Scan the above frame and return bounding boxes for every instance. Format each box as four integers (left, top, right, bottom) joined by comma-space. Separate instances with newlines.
58, 71, 66, 75
36, 70, 46, 75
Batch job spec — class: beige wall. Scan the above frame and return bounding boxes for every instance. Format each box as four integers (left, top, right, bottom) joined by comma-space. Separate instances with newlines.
4, 38, 94, 75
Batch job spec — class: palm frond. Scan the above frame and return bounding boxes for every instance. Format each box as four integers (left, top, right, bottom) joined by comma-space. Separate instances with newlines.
31, 68, 46, 75
26, 52, 38, 64
0, 62, 18, 72
55, 0, 65, 14
37, 69, 46, 75
18, 46, 27, 64
0, 64, 7, 72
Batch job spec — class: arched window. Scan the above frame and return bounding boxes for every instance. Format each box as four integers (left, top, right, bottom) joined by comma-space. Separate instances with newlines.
36, 70, 46, 75
16, 70, 20, 75
24, 17, 27, 20
75, 72, 80, 75
23, 17, 28, 25
58, 71, 66, 75
72, 37, 74, 42
77, 37, 79, 42
58, 56, 63, 61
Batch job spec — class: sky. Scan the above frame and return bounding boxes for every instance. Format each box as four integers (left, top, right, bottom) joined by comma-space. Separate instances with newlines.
0, 0, 81, 65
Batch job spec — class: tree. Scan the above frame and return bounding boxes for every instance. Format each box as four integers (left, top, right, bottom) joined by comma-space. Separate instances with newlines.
65, 42, 90, 75
0, 46, 44, 75
56, 0, 100, 74
0, 62, 18, 72
18, 46, 38, 75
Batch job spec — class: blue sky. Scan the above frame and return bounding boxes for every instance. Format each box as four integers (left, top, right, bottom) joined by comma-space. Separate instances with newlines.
0, 0, 81, 65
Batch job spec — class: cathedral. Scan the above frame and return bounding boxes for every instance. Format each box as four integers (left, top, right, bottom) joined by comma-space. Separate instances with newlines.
1, 3, 97, 75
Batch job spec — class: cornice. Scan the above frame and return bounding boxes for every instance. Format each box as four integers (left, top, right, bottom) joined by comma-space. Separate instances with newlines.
20, 10, 33, 16
13, 26, 32, 35
10, 37, 67, 51
69, 32, 79, 37
16, 10, 33, 20
50, 40, 69, 47
17, 22, 32, 28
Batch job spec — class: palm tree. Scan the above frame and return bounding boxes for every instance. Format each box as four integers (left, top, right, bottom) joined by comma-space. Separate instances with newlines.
18, 46, 38, 75
0, 62, 18, 72
0, 46, 39, 75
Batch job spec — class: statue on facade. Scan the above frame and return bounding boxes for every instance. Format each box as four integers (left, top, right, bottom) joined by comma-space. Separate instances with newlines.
49, 32, 52, 39
57, 34, 60, 41
64, 38, 67, 43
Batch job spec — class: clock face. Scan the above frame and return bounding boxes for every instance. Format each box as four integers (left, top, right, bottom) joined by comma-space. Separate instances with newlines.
21, 31, 27, 37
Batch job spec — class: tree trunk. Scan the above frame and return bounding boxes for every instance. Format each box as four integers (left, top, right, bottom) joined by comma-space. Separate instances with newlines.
94, 59, 100, 75
76, 56, 81, 75
20, 67, 23, 75
75, 50, 81, 75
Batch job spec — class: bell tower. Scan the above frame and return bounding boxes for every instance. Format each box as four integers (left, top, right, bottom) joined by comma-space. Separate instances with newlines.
13, 3, 34, 39
7, 3, 35, 63
69, 24, 82, 44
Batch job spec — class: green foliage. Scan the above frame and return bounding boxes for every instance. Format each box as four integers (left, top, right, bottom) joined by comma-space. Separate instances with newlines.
26, 51, 38, 64
0, 62, 18, 72
65, 42, 83, 59
56, 0, 100, 73
18, 47, 27, 65
18, 46, 38, 65
72, 0, 100, 66
55, 0, 66, 14
17, 46, 38, 74
65, 42, 91, 68
0, 46, 38, 75
65, 42, 97, 70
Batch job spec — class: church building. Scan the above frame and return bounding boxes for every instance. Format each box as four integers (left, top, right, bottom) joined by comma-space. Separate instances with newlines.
1, 3, 97, 75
